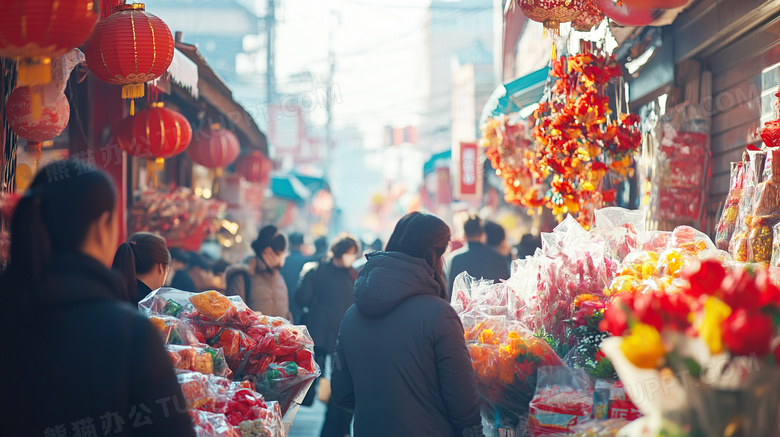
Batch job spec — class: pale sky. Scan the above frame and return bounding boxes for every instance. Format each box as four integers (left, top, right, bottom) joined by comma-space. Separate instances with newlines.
273, 0, 428, 147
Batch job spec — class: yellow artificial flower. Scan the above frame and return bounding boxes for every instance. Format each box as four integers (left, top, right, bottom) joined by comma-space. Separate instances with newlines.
620, 323, 666, 369
697, 296, 733, 355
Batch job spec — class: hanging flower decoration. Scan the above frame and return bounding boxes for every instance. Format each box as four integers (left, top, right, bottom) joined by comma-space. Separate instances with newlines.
571, 0, 605, 32
480, 51, 642, 229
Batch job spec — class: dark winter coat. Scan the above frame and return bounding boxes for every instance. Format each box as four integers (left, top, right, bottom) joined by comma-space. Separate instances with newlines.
447, 241, 511, 299
295, 259, 357, 353
331, 252, 482, 437
0, 252, 195, 437
280, 249, 310, 323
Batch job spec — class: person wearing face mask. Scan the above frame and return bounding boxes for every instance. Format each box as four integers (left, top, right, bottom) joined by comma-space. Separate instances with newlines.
0, 160, 195, 437
225, 225, 292, 320
296, 233, 361, 436
112, 232, 171, 305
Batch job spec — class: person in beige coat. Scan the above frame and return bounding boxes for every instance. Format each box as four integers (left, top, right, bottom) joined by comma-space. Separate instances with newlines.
225, 225, 293, 321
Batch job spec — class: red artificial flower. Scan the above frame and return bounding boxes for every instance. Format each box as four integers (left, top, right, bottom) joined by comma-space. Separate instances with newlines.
621, 113, 640, 126
681, 260, 727, 298
602, 189, 616, 203
600, 294, 635, 336
632, 292, 664, 332
721, 267, 761, 311
722, 308, 774, 357
756, 268, 780, 308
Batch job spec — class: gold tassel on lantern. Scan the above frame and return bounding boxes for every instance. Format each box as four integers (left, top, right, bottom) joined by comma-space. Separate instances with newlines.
146, 158, 165, 188
123, 83, 146, 116
213, 167, 224, 195
17, 57, 52, 88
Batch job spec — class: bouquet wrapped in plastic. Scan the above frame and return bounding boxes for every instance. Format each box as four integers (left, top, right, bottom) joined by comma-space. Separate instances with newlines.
461, 304, 564, 428
140, 288, 319, 416
715, 161, 745, 250
179, 371, 283, 437
528, 366, 594, 436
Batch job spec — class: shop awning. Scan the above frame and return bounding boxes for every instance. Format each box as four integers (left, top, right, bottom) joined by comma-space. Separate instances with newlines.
271, 175, 311, 203
423, 150, 452, 176
480, 67, 549, 126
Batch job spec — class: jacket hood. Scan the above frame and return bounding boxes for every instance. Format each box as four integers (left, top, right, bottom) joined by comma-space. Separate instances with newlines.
353, 251, 444, 318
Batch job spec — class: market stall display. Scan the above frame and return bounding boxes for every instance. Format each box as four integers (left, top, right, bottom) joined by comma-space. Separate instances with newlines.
130, 187, 226, 251
139, 288, 320, 429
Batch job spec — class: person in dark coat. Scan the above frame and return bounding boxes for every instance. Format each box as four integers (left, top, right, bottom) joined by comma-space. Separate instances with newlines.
296, 234, 361, 434
112, 232, 171, 306
331, 212, 482, 437
280, 232, 309, 323
0, 160, 194, 437
447, 214, 511, 299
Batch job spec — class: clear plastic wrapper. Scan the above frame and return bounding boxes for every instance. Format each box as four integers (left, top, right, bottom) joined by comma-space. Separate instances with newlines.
715, 162, 744, 250
771, 222, 780, 267
149, 315, 202, 345
528, 366, 594, 436
140, 288, 320, 417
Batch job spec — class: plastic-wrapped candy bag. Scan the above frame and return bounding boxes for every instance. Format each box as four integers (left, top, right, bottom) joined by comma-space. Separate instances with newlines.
167, 344, 232, 378
747, 149, 780, 265
528, 366, 594, 436
189, 410, 241, 437
730, 150, 766, 261
149, 315, 202, 345
715, 162, 745, 250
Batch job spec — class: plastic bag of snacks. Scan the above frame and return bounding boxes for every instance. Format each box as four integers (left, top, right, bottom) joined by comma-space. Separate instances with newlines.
747, 149, 780, 265
167, 344, 232, 378
528, 366, 594, 436
139, 288, 319, 416
149, 315, 203, 345
715, 161, 745, 250
189, 410, 241, 437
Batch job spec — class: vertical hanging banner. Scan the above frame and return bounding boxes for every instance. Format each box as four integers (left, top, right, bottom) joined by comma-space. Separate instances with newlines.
454, 141, 483, 201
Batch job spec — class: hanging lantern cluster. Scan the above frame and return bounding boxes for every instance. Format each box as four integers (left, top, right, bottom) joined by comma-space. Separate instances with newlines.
235, 151, 273, 185
516, 0, 691, 32
0, 0, 98, 88
518, 0, 586, 35
572, 0, 605, 32
85, 3, 175, 115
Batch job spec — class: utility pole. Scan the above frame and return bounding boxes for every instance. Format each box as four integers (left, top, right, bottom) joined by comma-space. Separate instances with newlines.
266, 0, 276, 103
324, 12, 339, 181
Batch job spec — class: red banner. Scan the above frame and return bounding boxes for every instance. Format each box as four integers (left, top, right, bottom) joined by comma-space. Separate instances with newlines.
454, 142, 482, 201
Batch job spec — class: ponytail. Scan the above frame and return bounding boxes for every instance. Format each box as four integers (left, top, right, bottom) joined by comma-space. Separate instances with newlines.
112, 242, 138, 303
7, 193, 53, 299
111, 232, 170, 303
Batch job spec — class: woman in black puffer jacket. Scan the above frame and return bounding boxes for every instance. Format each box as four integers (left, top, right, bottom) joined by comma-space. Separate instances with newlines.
331, 212, 482, 437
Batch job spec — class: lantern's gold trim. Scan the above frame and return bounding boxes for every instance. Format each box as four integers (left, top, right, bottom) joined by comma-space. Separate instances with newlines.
117, 3, 146, 11
122, 83, 145, 99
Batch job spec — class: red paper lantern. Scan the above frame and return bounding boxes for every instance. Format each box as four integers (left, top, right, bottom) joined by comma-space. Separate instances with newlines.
597, 0, 656, 26
188, 125, 241, 169
235, 151, 273, 185
116, 102, 193, 159
623, 0, 687, 9
6, 87, 70, 141
517, 0, 586, 33
84, 3, 174, 114
0, 0, 99, 87
572, 0, 605, 32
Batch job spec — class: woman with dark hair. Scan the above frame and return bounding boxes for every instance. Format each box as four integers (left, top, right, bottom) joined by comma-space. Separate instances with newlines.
112, 232, 171, 305
331, 212, 482, 436
296, 234, 361, 434
225, 225, 291, 319
0, 160, 194, 437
